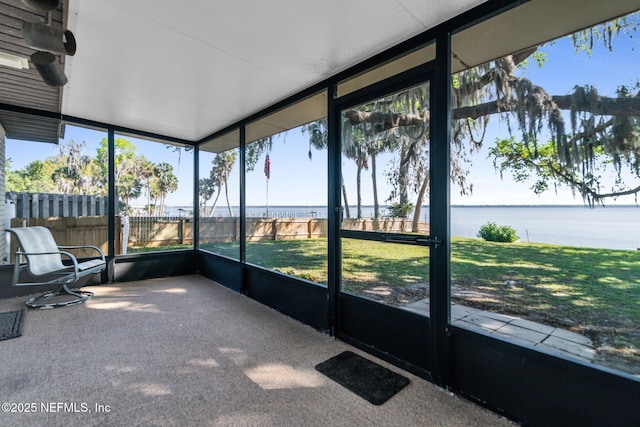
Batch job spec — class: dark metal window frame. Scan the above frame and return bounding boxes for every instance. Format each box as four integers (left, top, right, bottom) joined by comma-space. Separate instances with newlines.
2, 1, 638, 424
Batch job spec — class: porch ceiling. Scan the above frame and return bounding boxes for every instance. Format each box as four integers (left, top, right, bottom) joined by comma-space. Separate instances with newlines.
61, 0, 487, 142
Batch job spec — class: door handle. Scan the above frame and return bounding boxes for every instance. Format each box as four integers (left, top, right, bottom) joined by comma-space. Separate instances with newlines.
383, 233, 441, 247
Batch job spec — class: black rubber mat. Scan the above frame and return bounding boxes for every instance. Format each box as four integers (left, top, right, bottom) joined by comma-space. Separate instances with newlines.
315, 350, 410, 405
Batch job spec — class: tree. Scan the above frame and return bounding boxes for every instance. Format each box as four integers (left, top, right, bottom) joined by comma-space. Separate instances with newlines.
97, 137, 139, 186
152, 162, 178, 216
207, 150, 237, 216
51, 140, 101, 195
97, 137, 140, 213
117, 174, 142, 214
7, 137, 185, 217
303, 119, 354, 218
343, 84, 432, 228
368, 134, 395, 219
304, 90, 435, 226
455, 15, 640, 205
342, 126, 369, 218
6, 158, 58, 193
139, 159, 157, 215
96, 137, 182, 215
198, 177, 215, 215
6, 140, 104, 195
343, 93, 427, 219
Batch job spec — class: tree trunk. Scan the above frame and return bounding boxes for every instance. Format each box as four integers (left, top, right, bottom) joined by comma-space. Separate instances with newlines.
412, 174, 429, 232
209, 189, 222, 216
224, 179, 232, 216
398, 142, 411, 205
371, 153, 379, 218
146, 182, 151, 215
356, 164, 362, 218
341, 175, 351, 219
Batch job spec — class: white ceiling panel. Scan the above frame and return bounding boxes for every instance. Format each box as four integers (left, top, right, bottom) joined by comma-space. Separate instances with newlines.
62, 0, 487, 141
397, 0, 490, 28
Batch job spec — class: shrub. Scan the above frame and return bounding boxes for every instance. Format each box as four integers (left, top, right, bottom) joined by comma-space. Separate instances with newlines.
277, 268, 317, 282
477, 222, 519, 243
388, 202, 414, 218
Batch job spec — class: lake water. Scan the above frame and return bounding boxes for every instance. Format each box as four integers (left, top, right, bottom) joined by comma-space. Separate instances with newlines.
195, 205, 640, 250
448, 205, 640, 250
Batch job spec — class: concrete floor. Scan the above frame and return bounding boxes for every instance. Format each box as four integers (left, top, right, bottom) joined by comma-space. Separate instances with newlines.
0, 276, 517, 427
403, 298, 596, 362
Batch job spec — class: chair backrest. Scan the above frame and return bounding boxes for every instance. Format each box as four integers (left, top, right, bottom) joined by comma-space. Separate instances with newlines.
7, 226, 65, 276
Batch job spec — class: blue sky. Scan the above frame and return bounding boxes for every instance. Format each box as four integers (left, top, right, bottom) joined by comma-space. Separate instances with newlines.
7, 19, 640, 208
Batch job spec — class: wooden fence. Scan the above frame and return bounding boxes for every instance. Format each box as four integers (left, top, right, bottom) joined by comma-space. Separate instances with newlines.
7, 215, 429, 255
4, 193, 429, 247
198, 218, 324, 243
6, 192, 108, 218
342, 218, 429, 233
199, 217, 429, 243
127, 216, 193, 247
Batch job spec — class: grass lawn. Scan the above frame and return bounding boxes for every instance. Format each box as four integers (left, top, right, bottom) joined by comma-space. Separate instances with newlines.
450, 238, 639, 326
134, 237, 640, 372
448, 238, 640, 372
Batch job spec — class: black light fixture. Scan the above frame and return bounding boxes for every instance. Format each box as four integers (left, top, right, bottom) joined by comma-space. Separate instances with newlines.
21, 1, 76, 87
21, 0, 60, 12
30, 51, 67, 86
22, 21, 76, 56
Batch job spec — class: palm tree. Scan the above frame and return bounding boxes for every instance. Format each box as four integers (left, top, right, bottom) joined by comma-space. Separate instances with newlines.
117, 174, 142, 214
152, 163, 178, 216
208, 150, 237, 216
199, 177, 216, 216
97, 137, 148, 214
367, 136, 393, 219
341, 125, 369, 218
139, 158, 157, 215
303, 119, 353, 218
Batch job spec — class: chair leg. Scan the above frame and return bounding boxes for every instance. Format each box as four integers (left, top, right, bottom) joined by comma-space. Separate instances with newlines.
25, 284, 94, 309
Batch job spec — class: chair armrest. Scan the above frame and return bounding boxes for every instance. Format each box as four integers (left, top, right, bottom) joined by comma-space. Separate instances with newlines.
17, 249, 80, 263
58, 245, 106, 261
14, 249, 80, 277
13, 248, 103, 282
16, 250, 70, 257
58, 250, 81, 271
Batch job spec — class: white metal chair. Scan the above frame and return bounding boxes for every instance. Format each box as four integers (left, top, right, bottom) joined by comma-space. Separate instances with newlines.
6, 226, 106, 309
